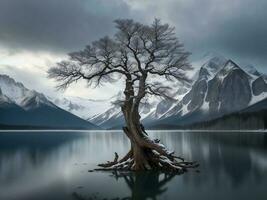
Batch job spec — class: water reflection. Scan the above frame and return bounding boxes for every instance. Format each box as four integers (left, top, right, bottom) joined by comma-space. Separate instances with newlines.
116, 171, 176, 200
73, 171, 175, 200
0, 131, 266, 200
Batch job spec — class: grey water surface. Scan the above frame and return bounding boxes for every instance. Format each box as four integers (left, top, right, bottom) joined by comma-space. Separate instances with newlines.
0, 130, 266, 200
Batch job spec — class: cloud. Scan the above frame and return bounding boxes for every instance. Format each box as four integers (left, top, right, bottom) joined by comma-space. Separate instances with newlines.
0, 0, 130, 53
0, 49, 122, 99
1, 0, 266, 70
0, 0, 130, 99
0, 0, 267, 100
144, 0, 267, 70
0, 50, 63, 96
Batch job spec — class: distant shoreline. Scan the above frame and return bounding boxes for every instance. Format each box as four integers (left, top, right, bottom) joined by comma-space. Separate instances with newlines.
0, 129, 266, 133
0, 124, 99, 130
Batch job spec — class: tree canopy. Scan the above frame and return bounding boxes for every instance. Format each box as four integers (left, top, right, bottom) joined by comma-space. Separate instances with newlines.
48, 19, 191, 101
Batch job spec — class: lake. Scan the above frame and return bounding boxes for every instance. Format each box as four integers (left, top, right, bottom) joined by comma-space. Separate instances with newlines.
0, 130, 266, 200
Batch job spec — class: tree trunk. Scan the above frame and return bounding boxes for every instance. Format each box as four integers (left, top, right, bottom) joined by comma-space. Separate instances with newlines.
97, 100, 198, 172
97, 77, 198, 173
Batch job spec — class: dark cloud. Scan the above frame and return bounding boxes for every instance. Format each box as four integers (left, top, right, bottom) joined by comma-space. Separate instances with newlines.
165, 0, 267, 71
0, 0, 266, 71
0, 0, 130, 53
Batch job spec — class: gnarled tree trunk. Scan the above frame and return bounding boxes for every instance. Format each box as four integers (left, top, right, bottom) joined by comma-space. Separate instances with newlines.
97, 77, 198, 173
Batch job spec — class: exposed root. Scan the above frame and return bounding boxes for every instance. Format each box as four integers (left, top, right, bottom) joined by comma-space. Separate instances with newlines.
96, 140, 199, 174
97, 152, 119, 168
97, 150, 133, 169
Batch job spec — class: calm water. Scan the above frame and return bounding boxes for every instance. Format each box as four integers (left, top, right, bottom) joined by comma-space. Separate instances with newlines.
0, 130, 266, 200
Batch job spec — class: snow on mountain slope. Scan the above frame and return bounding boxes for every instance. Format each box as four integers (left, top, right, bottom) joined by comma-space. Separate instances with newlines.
90, 54, 267, 129
89, 104, 122, 128
88, 91, 161, 128
55, 54, 224, 126
0, 75, 28, 104
249, 92, 267, 106
88, 54, 240, 128
49, 96, 112, 120
241, 64, 262, 77
0, 74, 99, 129
143, 87, 189, 122
0, 74, 55, 109
190, 52, 227, 81
148, 59, 267, 128
1, 52, 266, 129
0, 87, 13, 105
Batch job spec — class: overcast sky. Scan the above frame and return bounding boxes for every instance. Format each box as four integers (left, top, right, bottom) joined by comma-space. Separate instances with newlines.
0, 0, 266, 99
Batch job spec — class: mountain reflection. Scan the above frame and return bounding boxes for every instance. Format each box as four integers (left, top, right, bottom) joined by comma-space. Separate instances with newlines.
153, 131, 267, 188
0, 131, 266, 200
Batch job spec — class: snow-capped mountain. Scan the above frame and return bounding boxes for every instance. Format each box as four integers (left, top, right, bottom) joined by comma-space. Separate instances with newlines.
0, 74, 98, 129
87, 82, 191, 128
88, 54, 267, 129
87, 91, 156, 128
149, 58, 267, 127
0, 75, 55, 110
180, 97, 267, 130
1, 53, 266, 130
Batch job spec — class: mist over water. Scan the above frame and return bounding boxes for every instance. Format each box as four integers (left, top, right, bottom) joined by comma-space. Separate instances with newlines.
0, 131, 266, 200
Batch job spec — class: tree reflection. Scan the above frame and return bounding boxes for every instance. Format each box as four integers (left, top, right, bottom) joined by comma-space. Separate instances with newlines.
115, 171, 175, 200
72, 171, 175, 200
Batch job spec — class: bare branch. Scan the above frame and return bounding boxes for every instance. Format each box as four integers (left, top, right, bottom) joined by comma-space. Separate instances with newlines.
48, 18, 192, 101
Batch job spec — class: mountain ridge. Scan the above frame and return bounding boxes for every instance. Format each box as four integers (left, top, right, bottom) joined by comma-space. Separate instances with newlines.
88, 55, 267, 129
2, 53, 266, 130
0, 74, 99, 129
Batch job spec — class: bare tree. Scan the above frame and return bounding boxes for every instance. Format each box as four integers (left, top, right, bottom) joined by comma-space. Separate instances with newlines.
48, 19, 198, 172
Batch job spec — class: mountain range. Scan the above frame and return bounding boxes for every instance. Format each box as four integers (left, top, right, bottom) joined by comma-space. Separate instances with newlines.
1, 53, 267, 130
0, 75, 98, 129
86, 54, 267, 129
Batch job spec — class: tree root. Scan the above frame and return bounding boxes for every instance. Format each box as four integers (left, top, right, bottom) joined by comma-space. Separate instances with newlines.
96, 140, 199, 174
